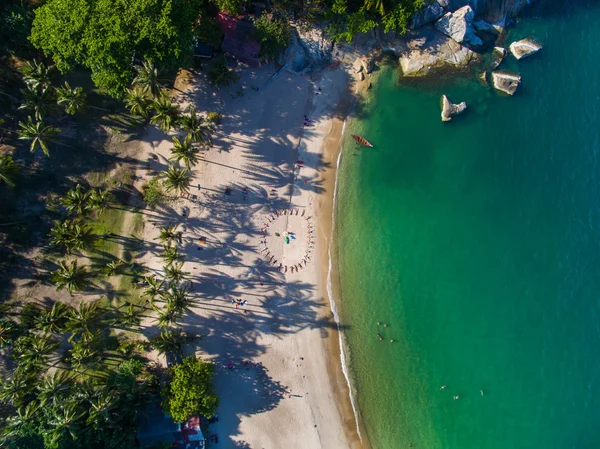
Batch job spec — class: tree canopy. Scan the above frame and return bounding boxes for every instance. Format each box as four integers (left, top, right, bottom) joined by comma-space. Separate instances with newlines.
29, 0, 203, 97
163, 356, 219, 422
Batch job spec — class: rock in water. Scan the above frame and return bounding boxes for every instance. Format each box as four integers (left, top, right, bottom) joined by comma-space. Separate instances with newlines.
435, 5, 483, 47
490, 46, 506, 69
509, 38, 543, 60
441, 95, 467, 121
492, 71, 521, 95
396, 27, 481, 77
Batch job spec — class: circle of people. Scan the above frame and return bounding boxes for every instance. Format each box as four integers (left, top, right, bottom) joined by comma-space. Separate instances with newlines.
260, 208, 314, 273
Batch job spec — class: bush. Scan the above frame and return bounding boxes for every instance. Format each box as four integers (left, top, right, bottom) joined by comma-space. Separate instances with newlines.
210, 0, 246, 15
163, 356, 219, 422
206, 111, 222, 124
253, 13, 291, 59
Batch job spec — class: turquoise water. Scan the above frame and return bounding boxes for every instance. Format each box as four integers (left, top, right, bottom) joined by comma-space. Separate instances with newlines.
334, 2, 600, 448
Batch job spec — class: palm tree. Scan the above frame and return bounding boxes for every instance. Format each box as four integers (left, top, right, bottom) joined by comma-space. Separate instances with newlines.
1, 402, 38, 441
48, 402, 84, 443
103, 258, 126, 277
155, 223, 180, 245
61, 184, 92, 216
160, 244, 185, 266
49, 219, 93, 254
124, 86, 151, 118
142, 276, 164, 304
89, 188, 112, 214
0, 371, 31, 406
162, 165, 191, 196
164, 261, 189, 285
19, 85, 57, 120
155, 309, 179, 329
66, 301, 101, 342
51, 260, 89, 293
17, 116, 60, 156
133, 60, 162, 98
17, 334, 59, 370
86, 388, 118, 431
37, 371, 72, 407
56, 81, 87, 115
0, 319, 17, 347
180, 106, 213, 145
151, 328, 186, 356
0, 155, 20, 187
35, 302, 69, 334
150, 92, 179, 133
20, 60, 54, 90
163, 283, 193, 318
117, 302, 144, 327
169, 134, 200, 168
69, 341, 99, 370
208, 56, 240, 88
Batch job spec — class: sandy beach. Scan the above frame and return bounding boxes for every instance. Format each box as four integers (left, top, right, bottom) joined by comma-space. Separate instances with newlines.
135, 60, 364, 448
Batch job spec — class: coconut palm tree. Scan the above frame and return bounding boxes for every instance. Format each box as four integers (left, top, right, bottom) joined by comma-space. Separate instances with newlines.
17, 116, 60, 156
48, 402, 84, 443
19, 85, 58, 120
133, 60, 162, 98
51, 260, 89, 293
17, 334, 59, 370
20, 60, 54, 90
66, 301, 101, 342
116, 302, 144, 328
124, 86, 151, 118
1, 402, 38, 441
163, 282, 193, 315
37, 371, 72, 407
35, 302, 69, 334
151, 328, 186, 356
103, 258, 126, 277
150, 92, 179, 133
0, 371, 31, 406
208, 56, 240, 88
160, 243, 185, 266
56, 81, 87, 115
69, 341, 99, 370
162, 165, 191, 196
89, 188, 112, 214
155, 309, 179, 329
61, 184, 92, 216
86, 388, 118, 431
169, 134, 200, 169
142, 276, 164, 304
49, 219, 93, 254
179, 106, 213, 145
164, 262, 189, 285
0, 319, 17, 347
155, 223, 180, 245
0, 155, 20, 187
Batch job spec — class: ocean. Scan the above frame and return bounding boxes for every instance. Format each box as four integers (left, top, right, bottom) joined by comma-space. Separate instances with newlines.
333, 1, 600, 448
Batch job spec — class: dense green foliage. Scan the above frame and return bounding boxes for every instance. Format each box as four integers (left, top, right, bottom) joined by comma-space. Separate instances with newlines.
29, 0, 203, 97
253, 13, 292, 59
163, 356, 219, 422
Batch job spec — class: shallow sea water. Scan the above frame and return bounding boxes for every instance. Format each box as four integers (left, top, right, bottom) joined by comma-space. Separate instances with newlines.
334, 1, 600, 447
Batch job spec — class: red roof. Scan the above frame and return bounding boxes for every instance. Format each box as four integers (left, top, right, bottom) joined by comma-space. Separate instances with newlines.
216, 12, 261, 66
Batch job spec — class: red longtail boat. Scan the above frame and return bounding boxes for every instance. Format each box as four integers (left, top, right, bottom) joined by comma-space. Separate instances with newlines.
351, 134, 374, 147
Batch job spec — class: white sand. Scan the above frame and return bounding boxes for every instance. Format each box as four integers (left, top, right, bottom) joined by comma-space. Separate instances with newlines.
137, 62, 361, 448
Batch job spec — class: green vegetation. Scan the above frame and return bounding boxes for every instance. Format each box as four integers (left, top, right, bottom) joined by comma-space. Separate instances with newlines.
208, 56, 239, 88
253, 13, 292, 59
163, 355, 219, 422
30, 0, 203, 97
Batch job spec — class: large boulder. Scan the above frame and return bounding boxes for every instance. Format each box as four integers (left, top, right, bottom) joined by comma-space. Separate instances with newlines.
492, 71, 521, 95
435, 5, 483, 47
283, 26, 333, 74
411, 1, 446, 29
509, 38, 543, 60
441, 94, 467, 121
395, 27, 481, 77
490, 46, 506, 69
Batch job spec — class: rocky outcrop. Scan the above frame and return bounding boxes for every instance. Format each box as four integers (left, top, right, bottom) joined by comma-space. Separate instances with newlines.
492, 71, 521, 95
411, 1, 445, 29
435, 5, 483, 47
441, 94, 467, 121
283, 26, 333, 75
437, 0, 532, 24
509, 37, 542, 60
394, 26, 481, 77
490, 46, 506, 69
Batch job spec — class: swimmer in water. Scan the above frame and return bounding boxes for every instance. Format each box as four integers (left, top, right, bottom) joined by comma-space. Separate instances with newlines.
453, 395, 460, 400
377, 333, 383, 341
480, 390, 484, 396
440, 385, 446, 390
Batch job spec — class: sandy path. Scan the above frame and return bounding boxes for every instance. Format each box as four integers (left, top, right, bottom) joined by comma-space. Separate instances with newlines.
136, 61, 360, 448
